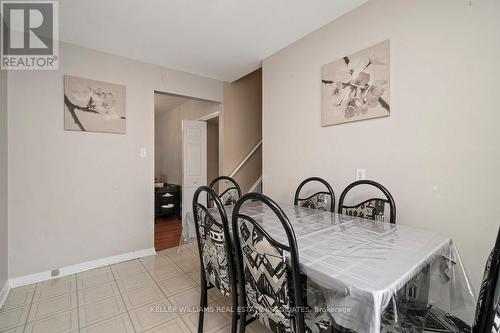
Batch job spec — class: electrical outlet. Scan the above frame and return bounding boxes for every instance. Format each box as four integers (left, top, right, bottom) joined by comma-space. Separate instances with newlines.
140, 148, 147, 158
356, 169, 366, 181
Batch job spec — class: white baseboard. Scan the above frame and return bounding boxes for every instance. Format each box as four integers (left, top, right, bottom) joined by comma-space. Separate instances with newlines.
0, 280, 10, 309
9, 248, 156, 289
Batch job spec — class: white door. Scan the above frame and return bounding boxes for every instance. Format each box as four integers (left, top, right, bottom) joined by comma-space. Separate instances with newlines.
182, 120, 207, 222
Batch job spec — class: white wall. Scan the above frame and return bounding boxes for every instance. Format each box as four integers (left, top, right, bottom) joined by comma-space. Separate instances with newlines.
263, 0, 500, 293
155, 99, 220, 184
8, 42, 223, 278
0, 69, 8, 294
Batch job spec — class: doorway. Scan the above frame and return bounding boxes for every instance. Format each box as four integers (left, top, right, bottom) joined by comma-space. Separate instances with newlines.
154, 91, 220, 251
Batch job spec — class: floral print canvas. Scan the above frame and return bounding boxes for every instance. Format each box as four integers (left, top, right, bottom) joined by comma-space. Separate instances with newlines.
64, 75, 126, 133
321, 40, 390, 126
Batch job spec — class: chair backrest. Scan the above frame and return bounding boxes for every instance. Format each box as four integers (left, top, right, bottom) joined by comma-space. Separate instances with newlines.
192, 186, 236, 297
232, 192, 305, 333
338, 180, 396, 224
293, 177, 335, 213
473, 226, 500, 333
208, 176, 242, 207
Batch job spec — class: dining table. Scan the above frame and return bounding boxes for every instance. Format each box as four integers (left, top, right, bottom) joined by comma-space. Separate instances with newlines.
211, 200, 477, 333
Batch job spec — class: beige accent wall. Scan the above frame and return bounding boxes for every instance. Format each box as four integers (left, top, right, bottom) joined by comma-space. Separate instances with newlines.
223, 69, 262, 193
0, 69, 7, 291
207, 118, 220, 188
155, 98, 220, 184
235, 145, 262, 193
263, 0, 500, 293
7, 42, 223, 278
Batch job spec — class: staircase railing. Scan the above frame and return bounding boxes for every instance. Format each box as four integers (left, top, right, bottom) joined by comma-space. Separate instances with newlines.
229, 140, 262, 178
249, 175, 263, 193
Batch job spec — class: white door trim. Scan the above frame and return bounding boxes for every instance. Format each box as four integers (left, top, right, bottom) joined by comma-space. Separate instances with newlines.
197, 111, 219, 122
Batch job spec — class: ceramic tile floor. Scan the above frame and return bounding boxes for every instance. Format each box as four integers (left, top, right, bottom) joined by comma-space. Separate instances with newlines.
0, 242, 269, 333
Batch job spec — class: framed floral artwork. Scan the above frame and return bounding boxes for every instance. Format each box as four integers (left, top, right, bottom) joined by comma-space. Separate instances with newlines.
64, 75, 126, 134
321, 40, 390, 126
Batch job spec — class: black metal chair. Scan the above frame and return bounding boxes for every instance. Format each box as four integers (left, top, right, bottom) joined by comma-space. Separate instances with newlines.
232, 193, 332, 333
208, 176, 242, 207
338, 180, 396, 224
294, 177, 335, 213
192, 186, 238, 333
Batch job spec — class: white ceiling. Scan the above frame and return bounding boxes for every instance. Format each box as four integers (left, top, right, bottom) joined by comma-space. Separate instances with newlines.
59, 0, 367, 82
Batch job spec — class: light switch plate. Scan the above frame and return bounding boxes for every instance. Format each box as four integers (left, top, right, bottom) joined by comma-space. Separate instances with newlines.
140, 148, 147, 157
356, 169, 366, 181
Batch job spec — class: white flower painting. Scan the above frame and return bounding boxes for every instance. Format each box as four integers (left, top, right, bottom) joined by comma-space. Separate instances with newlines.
64, 75, 126, 134
321, 40, 390, 126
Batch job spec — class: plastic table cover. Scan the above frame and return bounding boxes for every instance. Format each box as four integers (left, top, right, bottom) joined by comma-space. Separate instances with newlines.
181, 211, 198, 241
218, 201, 476, 333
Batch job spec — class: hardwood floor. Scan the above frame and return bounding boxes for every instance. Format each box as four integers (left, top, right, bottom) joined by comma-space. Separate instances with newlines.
154, 215, 182, 251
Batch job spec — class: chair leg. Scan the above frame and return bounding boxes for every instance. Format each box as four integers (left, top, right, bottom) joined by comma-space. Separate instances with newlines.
231, 292, 238, 333
239, 311, 246, 333
198, 282, 208, 333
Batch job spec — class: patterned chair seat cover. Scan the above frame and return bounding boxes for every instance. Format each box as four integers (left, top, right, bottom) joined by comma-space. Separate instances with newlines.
239, 218, 334, 333
197, 207, 231, 297
298, 193, 329, 212
343, 199, 386, 221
